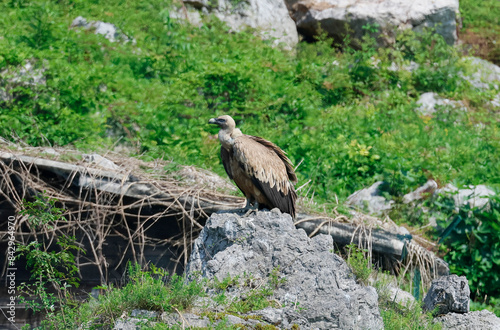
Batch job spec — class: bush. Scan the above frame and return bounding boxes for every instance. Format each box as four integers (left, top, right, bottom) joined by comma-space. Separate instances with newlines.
439, 194, 500, 302
17, 195, 83, 318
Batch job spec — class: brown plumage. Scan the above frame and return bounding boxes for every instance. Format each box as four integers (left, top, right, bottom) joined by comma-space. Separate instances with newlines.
209, 115, 297, 218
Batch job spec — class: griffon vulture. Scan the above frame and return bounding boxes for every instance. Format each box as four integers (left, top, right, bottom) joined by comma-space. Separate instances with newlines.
209, 115, 297, 218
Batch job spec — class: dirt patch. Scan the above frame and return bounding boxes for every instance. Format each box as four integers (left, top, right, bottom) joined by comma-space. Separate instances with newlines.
459, 28, 500, 65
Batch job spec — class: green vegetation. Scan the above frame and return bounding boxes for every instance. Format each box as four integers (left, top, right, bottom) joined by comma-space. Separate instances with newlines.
42, 265, 204, 329
346, 246, 441, 329
17, 195, 83, 321
437, 194, 500, 315
0, 0, 498, 203
379, 301, 441, 330
32, 265, 286, 329
30, 263, 205, 329
345, 243, 372, 285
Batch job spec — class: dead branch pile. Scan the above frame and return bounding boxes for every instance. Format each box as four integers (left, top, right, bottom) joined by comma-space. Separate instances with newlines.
0, 148, 243, 284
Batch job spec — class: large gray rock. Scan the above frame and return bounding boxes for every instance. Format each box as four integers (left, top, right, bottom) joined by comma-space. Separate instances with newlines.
346, 181, 393, 215
423, 274, 470, 315
0, 61, 46, 102
415, 92, 466, 116
181, 0, 298, 49
434, 310, 500, 330
436, 184, 496, 210
285, 0, 459, 46
187, 210, 384, 329
71, 16, 136, 44
403, 179, 438, 204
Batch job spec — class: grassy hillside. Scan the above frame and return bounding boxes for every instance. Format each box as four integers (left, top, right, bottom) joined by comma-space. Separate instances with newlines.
1, 0, 499, 204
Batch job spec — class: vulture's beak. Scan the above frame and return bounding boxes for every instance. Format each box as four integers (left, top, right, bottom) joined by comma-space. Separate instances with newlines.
208, 118, 217, 124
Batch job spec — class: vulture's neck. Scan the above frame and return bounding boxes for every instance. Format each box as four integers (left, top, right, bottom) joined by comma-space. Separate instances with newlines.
219, 127, 242, 151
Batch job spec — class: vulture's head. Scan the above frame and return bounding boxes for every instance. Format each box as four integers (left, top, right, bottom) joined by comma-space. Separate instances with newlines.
208, 115, 236, 131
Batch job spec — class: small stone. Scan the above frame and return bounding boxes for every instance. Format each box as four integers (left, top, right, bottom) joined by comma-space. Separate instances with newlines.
82, 153, 120, 170
423, 274, 470, 314
403, 180, 438, 204
346, 181, 394, 215
71, 16, 135, 44
416, 92, 466, 116
389, 287, 416, 308
130, 309, 157, 319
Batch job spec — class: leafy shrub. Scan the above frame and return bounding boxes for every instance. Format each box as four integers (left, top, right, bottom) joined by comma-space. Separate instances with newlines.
439, 194, 500, 301
17, 194, 83, 319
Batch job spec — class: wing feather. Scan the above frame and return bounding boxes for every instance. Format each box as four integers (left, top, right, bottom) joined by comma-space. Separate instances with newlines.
247, 135, 297, 183
232, 135, 297, 217
220, 146, 233, 179
251, 176, 297, 218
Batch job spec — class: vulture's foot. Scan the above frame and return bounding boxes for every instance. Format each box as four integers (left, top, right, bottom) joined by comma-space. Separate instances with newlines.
242, 208, 257, 217
242, 201, 259, 217
218, 200, 258, 216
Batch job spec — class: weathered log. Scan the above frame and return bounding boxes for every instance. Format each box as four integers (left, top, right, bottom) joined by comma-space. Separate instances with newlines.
295, 215, 410, 257
0, 151, 242, 214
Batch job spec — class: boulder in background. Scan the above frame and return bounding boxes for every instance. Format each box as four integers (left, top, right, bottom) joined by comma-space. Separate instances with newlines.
285, 0, 459, 46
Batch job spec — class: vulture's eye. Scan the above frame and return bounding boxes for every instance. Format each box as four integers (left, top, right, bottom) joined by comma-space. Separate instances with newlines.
219, 118, 226, 123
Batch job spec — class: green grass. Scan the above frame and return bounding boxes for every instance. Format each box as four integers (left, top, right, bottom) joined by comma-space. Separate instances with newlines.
36, 265, 286, 329
460, 0, 500, 29
36, 264, 205, 329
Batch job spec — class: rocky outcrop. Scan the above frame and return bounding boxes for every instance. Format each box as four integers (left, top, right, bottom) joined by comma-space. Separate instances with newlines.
187, 210, 384, 329
181, 0, 299, 49
285, 0, 459, 45
423, 274, 470, 314
346, 181, 393, 215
